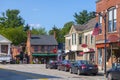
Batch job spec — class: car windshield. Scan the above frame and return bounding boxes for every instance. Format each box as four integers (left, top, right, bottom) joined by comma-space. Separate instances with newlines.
112, 63, 120, 69
78, 60, 93, 65
63, 60, 70, 64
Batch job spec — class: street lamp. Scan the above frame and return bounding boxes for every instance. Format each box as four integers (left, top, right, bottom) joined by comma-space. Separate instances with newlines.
93, 11, 107, 74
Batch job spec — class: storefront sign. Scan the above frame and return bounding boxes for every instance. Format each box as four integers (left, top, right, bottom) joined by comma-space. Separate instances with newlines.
53, 48, 57, 53
81, 44, 87, 48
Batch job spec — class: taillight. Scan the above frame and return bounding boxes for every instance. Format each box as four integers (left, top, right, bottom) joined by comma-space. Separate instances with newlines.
51, 62, 55, 64
81, 65, 87, 69
66, 64, 70, 67
94, 65, 98, 68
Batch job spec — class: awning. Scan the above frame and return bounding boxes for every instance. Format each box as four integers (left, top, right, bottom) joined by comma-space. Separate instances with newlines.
32, 53, 57, 57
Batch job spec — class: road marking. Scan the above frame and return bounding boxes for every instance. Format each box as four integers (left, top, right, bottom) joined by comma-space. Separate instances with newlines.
39, 78, 48, 80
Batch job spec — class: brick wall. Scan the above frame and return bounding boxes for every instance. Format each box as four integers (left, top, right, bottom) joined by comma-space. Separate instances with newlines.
96, 0, 120, 68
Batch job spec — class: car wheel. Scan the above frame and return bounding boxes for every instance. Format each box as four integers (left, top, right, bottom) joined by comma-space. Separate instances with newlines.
46, 65, 48, 69
107, 73, 113, 80
69, 68, 73, 74
92, 73, 97, 76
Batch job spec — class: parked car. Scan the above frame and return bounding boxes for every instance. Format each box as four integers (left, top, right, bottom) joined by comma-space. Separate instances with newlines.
0, 53, 12, 64
70, 60, 98, 75
106, 63, 120, 80
57, 60, 74, 72
46, 60, 58, 69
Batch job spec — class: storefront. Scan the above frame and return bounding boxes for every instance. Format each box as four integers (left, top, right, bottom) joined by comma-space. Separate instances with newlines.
32, 53, 57, 64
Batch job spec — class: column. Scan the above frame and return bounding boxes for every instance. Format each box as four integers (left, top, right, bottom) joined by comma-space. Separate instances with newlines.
8, 44, 11, 55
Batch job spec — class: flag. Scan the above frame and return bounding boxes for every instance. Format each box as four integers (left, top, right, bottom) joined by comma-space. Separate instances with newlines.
92, 22, 101, 36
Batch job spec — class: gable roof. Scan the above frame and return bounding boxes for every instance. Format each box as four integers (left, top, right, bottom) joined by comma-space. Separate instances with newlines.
74, 24, 86, 31
0, 35, 12, 44
69, 18, 96, 33
84, 18, 96, 30
30, 35, 58, 45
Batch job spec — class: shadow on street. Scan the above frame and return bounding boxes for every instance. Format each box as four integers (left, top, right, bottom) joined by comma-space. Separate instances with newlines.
0, 68, 61, 80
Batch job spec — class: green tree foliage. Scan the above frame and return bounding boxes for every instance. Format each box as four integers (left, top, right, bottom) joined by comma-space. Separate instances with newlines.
62, 21, 74, 35
0, 26, 26, 45
24, 24, 30, 31
49, 25, 62, 43
74, 10, 95, 25
31, 27, 47, 35
0, 9, 24, 28
61, 21, 74, 42
0, 9, 26, 45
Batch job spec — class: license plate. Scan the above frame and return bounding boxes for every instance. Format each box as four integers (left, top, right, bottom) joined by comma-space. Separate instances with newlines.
89, 67, 93, 69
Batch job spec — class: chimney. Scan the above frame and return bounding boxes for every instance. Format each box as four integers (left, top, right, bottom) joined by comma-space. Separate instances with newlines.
27, 30, 31, 39
26, 30, 32, 63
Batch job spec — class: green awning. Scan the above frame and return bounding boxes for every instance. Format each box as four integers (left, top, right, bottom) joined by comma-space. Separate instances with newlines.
32, 53, 57, 57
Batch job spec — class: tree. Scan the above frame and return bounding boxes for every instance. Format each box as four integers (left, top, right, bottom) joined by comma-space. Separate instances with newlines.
60, 21, 74, 42
0, 9, 26, 45
49, 25, 62, 43
31, 27, 47, 35
0, 26, 26, 45
74, 10, 95, 25
24, 24, 30, 31
0, 9, 24, 28
62, 21, 74, 35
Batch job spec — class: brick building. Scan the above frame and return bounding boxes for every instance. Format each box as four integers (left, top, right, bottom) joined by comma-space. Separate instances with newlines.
95, 0, 120, 70
26, 31, 58, 63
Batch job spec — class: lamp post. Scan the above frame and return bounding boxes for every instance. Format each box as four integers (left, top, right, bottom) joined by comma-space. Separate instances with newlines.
94, 12, 107, 74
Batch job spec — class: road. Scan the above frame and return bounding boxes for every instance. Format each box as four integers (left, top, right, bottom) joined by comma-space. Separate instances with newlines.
0, 64, 106, 80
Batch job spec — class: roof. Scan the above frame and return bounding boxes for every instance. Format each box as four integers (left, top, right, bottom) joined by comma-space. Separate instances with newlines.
0, 35, 12, 44
73, 24, 86, 31
72, 18, 96, 32
84, 18, 96, 30
30, 35, 58, 45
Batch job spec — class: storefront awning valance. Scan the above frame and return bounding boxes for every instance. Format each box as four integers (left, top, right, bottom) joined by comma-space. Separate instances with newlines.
32, 53, 57, 57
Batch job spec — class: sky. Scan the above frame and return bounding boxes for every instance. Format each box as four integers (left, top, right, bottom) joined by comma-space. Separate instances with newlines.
0, 0, 96, 32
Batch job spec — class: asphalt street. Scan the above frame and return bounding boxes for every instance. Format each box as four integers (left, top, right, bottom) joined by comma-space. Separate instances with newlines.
0, 64, 106, 80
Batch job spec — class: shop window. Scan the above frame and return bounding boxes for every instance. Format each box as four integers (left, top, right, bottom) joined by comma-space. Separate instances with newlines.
98, 48, 102, 65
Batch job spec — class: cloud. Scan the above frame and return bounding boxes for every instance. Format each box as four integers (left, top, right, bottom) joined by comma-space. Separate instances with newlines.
29, 23, 41, 29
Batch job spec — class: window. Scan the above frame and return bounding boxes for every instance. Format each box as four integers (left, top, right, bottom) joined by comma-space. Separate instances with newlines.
98, 48, 102, 65
34, 46, 39, 52
91, 35, 93, 44
72, 33, 76, 45
47, 46, 50, 52
85, 36, 87, 44
41, 46, 44, 52
108, 8, 117, 32
1, 45, 8, 53
98, 15, 102, 34
79, 34, 82, 44
68, 39, 71, 46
